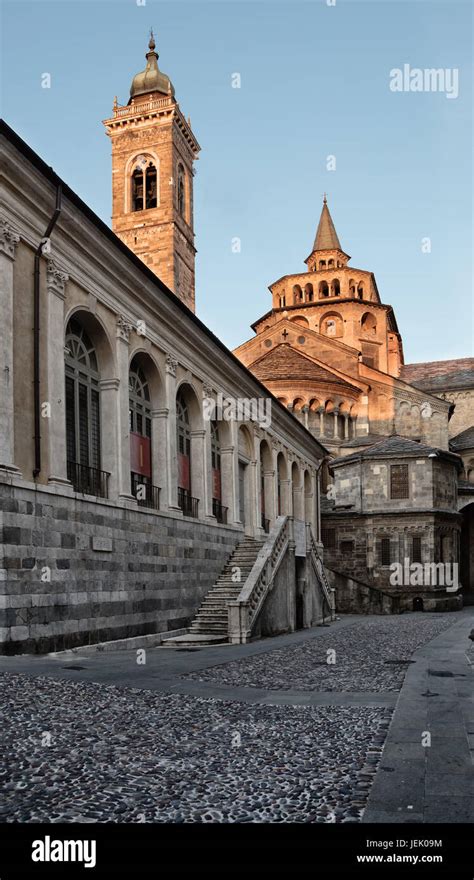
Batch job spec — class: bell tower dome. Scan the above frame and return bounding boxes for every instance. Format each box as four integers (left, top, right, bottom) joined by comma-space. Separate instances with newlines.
103, 32, 200, 312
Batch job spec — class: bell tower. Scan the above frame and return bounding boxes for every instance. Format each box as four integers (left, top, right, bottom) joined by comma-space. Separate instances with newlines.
103, 32, 200, 312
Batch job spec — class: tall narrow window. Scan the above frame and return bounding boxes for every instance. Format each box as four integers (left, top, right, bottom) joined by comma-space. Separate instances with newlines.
131, 157, 157, 211
65, 319, 105, 496
211, 422, 226, 523
380, 537, 391, 565
412, 535, 422, 564
390, 464, 409, 499
132, 167, 144, 212
176, 390, 197, 517
177, 164, 185, 217
145, 163, 157, 209
129, 359, 157, 507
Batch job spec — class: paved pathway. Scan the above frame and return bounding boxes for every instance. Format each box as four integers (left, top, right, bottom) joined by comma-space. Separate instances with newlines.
363, 611, 474, 823
0, 611, 472, 822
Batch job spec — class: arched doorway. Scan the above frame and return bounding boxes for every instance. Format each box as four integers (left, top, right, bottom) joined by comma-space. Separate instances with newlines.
277, 452, 288, 516
260, 439, 273, 533
176, 385, 202, 518
129, 356, 159, 509
292, 461, 303, 521
238, 425, 253, 533
304, 470, 313, 525
65, 317, 106, 497
211, 421, 226, 523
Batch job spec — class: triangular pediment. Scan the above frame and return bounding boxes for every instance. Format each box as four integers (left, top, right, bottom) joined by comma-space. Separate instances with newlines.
249, 343, 361, 393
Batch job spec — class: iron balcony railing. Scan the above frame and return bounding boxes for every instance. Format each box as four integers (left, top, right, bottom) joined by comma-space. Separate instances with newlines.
261, 513, 270, 533
131, 473, 160, 510
212, 498, 228, 524
178, 487, 199, 519
67, 461, 109, 499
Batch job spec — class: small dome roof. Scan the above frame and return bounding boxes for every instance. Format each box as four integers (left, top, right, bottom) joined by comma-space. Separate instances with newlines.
129, 33, 175, 101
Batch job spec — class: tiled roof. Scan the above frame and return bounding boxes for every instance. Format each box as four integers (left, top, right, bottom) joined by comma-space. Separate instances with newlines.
339, 433, 387, 448
450, 426, 474, 451
249, 344, 359, 390
331, 434, 462, 469
400, 358, 474, 392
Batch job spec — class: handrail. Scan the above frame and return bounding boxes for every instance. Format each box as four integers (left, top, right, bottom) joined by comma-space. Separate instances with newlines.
228, 516, 291, 642
306, 524, 336, 621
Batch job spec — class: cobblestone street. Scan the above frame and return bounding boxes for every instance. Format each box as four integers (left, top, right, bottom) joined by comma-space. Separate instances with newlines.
184, 615, 456, 692
1, 612, 472, 824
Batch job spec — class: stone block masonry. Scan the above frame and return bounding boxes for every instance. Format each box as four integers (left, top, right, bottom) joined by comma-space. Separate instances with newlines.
0, 482, 241, 654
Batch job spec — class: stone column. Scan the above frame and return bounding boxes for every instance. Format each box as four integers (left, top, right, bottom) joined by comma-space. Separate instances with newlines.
99, 377, 120, 499
165, 355, 181, 511
222, 418, 240, 525
201, 384, 215, 520
116, 317, 135, 502
302, 405, 309, 430
151, 408, 168, 510
333, 408, 340, 439
0, 220, 20, 475
343, 414, 349, 440
318, 407, 324, 438
45, 261, 71, 487
192, 425, 211, 520
271, 442, 281, 519
250, 458, 259, 536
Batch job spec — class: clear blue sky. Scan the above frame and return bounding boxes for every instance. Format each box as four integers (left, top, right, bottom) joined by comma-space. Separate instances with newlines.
2, 0, 472, 363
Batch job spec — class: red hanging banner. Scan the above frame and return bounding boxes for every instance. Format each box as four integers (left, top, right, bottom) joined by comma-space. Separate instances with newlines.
130, 432, 151, 477
178, 453, 190, 490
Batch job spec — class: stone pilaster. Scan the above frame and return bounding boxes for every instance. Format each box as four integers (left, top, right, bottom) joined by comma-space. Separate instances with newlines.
222, 418, 240, 525
45, 261, 71, 487
0, 219, 21, 475
165, 355, 180, 511
151, 407, 168, 510
99, 377, 120, 499
116, 317, 135, 502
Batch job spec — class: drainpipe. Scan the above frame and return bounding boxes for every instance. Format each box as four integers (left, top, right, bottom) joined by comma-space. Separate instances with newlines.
33, 184, 62, 478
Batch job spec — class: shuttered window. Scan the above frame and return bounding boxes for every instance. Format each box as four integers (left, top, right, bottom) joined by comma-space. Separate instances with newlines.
390, 464, 409, 499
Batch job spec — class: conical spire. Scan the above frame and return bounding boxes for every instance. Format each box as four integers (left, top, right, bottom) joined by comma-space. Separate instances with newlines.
312, 196, 342, 252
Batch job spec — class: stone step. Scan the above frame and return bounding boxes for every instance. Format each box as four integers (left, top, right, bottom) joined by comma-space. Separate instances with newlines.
187, 536, 265, 640
164, 633, 228, 647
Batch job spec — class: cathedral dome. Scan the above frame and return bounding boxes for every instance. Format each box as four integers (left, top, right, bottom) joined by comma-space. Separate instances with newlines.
129, 33, 175, 101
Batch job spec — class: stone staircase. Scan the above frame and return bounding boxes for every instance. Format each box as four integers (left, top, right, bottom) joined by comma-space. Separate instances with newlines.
189, 537, 264, 639
163, 536, 264, 646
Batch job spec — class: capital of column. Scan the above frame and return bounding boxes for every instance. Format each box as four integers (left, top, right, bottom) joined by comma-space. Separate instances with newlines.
0, 219, 20, 260
99, 377, 120, 391
165, 354, 178, 376
47, 260, 69, 299
116, 315, 134, 342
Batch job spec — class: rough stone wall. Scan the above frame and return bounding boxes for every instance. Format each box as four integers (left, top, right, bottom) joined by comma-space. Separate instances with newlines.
254, 550, 295, 638
321, 510, 461, 599
0, 482, 241, 654
332, 458, 440, 514
326, 569, 398, 614
439, 390, 474, 438
432, 459, 458, 508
